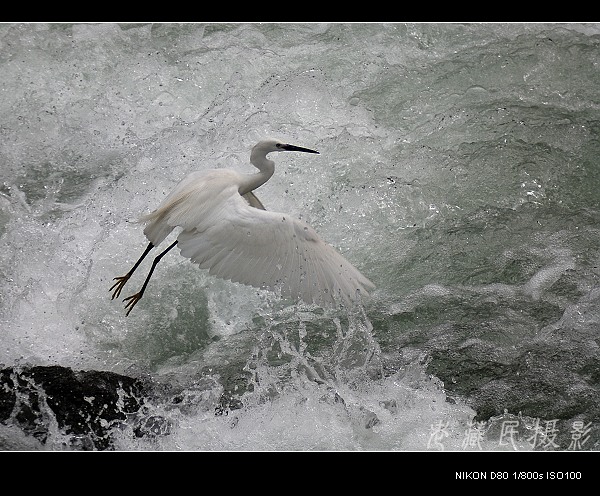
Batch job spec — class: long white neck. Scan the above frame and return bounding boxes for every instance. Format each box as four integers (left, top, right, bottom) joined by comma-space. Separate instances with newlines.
238, 148, 275, 195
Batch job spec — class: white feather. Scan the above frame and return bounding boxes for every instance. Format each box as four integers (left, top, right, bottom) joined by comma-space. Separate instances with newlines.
173, 191, 373, 306
112, 139, 374, 315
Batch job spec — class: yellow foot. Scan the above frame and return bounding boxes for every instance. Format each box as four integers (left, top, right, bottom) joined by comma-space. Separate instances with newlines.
109, 275, 130, 300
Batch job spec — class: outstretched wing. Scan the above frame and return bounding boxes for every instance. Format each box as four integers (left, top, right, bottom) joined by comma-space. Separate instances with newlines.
176, 193, 374, 307
141, 170, 267, 245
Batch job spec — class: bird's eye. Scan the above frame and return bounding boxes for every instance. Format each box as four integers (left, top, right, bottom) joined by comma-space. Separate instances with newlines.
275, 143, 282, 148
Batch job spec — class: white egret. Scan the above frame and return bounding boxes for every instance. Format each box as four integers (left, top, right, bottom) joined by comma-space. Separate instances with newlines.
110, 139, 374, 316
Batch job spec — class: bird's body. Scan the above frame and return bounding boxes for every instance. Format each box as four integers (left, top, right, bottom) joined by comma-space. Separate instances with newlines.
110, 139, 374, 315
141, 169, 246, 246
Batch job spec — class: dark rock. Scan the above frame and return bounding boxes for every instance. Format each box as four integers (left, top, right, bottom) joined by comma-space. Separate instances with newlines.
0, 365, 152, 450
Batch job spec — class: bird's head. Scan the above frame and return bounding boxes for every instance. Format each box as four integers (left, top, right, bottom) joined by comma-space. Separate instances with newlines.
249, 139, 319, 174
253, 139, 320, 155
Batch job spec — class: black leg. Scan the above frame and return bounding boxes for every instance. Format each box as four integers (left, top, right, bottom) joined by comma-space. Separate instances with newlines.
123, 240, 178, 316
109, 242, 155, 300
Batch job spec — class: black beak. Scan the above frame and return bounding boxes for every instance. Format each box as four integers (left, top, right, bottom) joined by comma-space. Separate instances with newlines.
281, 143, 320, 154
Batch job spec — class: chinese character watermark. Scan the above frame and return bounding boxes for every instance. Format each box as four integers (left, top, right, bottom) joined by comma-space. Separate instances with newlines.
461, 420, 486, 450
526, 418, 560, 450
498, 420, 520, 450
567, 421, 592, 450
427, 416, 594, 451
427, 420, 450, 450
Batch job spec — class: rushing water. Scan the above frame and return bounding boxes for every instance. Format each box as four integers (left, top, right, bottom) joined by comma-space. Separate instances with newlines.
1, 22, 599, 451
